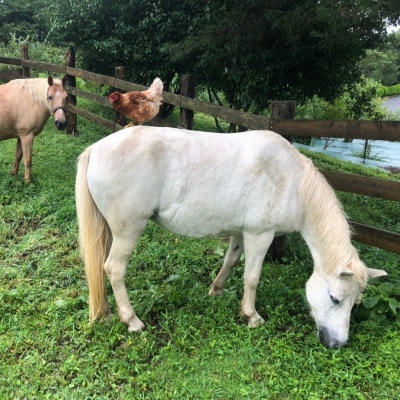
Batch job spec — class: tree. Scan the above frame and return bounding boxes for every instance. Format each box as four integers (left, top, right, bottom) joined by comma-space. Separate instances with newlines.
43, 1, 194, 90
44, 0, 400, 114
359, 31, 400, 85
172, 0, 400, 110
0, 0, 48, 43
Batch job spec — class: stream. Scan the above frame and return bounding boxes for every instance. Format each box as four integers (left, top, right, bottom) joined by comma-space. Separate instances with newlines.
295, 97, 400, 172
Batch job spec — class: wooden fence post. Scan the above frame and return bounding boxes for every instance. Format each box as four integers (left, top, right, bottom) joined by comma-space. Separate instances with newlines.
21, 44, 30, 78
114, 66, 126, 127
65, 47, 77, 135
180, 74, 195, 130
270, 101, 296, 143
268, 100, 296, 261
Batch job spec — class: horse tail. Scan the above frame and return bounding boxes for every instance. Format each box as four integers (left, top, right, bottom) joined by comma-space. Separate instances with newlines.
76, 147, 112, 323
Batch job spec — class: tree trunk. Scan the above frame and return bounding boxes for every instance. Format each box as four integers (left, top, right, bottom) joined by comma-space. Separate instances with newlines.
270, 101, 296, 143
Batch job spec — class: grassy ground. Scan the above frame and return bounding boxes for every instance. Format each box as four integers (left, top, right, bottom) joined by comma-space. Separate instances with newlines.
0, 118, 399, 399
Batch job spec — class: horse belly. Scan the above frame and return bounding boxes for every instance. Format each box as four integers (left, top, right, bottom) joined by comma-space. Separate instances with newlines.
0, 87, 46, 139
0, 100, 19, 139
152, 180, 303, 238
152, 204, 244, 238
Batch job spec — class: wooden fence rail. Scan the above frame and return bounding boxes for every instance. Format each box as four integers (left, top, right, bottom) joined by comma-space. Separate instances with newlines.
1, 55, 399, 253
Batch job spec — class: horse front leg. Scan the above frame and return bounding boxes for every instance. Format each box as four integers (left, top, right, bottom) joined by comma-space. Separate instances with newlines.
19, 133, 34, 184
11, 138, 23, 177
104, 235, 145, 332
209, 235, 243, 296
241, 231, 274, 328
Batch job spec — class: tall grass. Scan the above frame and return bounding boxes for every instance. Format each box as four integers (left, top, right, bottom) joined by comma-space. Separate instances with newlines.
0, 119, 399, 399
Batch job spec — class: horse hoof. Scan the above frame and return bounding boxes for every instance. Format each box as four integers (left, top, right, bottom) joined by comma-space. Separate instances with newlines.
127, 317, 145, 332
209, 287, 224, 296
247, 315, 265, 328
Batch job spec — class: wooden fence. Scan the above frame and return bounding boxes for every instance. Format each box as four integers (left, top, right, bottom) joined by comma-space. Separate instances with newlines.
1, 51, 399, 254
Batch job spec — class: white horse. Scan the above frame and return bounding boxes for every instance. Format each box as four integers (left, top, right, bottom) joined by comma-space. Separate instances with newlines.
75, 126, 387, 348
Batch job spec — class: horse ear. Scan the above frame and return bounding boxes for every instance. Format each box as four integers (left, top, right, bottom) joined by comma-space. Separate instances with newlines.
338, 266, 355, 278
366, 267, 387, 278
62, 75, 67, 88
48, 75, 53, 86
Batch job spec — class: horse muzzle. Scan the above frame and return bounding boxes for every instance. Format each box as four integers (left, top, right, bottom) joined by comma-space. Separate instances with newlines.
55, 119, 67, 130
51, 106, 67, 131
318, 327, 347, 348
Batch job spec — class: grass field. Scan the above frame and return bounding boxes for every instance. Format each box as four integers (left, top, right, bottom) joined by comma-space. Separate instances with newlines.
1, 118, 399, 399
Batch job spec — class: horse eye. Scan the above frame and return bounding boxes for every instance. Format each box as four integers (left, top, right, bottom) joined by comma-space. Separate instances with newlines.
330, 295, 340, 305
47, 96, 53, 101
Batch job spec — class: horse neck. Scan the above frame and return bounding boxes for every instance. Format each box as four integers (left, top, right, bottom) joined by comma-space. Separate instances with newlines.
299, 159, 355, 272
16, 78, 49, 112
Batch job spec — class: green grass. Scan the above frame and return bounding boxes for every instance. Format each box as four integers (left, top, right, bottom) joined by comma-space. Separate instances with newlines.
1, 119, 399, 399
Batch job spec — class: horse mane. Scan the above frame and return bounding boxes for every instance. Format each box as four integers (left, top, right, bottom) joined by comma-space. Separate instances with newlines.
12, 78, 49, 107
299, 155, 359, 274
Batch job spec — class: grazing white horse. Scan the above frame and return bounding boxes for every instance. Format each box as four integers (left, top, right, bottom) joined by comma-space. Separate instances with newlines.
75, 126, 387, 348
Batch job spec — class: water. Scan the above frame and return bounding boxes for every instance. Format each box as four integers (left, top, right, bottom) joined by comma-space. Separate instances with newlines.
295, 97, 400, 172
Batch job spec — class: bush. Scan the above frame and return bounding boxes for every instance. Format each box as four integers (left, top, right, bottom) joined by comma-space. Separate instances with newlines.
0, 33, 66, 68
376, 83, 400, 97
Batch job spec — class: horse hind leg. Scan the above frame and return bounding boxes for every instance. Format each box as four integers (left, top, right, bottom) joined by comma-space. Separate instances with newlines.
104, 231, 146, 332
209, 235, 244, 296
12, 134, 34, 183
11, 138, 23, 177
241, 231, 275, 328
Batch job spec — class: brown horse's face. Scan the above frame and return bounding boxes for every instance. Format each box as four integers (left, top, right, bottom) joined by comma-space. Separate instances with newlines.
47, 76, 68, 130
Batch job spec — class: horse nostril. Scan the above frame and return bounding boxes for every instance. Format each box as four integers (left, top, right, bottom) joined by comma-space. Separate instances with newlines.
318, 328, 345, 348
55, 120, 66, 131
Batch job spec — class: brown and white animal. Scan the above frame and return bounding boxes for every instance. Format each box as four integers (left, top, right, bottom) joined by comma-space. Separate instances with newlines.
108, 77, 163, 126
0, 76, 68, 183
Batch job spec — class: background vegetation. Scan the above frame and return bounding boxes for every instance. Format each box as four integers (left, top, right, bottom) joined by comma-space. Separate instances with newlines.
2, 0, 400, 114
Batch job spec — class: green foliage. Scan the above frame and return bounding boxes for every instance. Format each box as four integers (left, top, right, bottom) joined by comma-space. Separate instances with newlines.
360, 31, 400, 86
0, 0, 48, 43
297, 77, 384, 121
376, 83, 400, 97
42, 0, 400, 113
355, 282, 400, 327
0, 33, 65, 68
44, 0, 194, 85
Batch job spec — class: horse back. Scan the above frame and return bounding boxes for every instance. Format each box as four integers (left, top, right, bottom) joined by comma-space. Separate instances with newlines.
86, 127, 307, 237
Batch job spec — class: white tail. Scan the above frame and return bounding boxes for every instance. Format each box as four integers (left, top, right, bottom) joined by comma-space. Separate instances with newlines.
149, 77, 163, 101
75, 147, 112, 322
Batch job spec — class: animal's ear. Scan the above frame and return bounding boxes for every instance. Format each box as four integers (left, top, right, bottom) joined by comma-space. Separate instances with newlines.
48, 75, 53, 86
338, 266, 355, 278
62, 75, 67, 88
366, 267, 388, 278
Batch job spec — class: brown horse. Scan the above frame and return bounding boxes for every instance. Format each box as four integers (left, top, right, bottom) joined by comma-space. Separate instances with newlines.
0, 75, 68, 183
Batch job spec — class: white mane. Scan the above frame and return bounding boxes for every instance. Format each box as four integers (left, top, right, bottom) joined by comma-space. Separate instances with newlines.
299, 155, 358, 273
12, 78, 49, 107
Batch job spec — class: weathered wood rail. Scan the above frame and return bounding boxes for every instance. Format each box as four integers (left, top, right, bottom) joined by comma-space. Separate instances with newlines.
1, 55, 399, 254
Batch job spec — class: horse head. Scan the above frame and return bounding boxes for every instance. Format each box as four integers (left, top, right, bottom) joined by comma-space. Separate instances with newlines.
306, 259, 387, 348
47, 75, 68, 130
